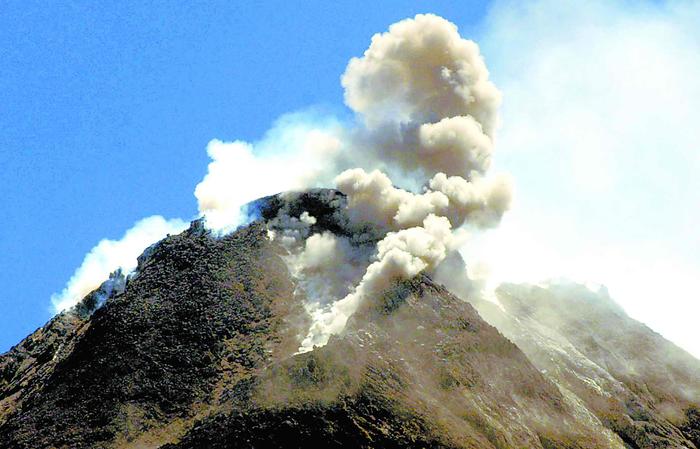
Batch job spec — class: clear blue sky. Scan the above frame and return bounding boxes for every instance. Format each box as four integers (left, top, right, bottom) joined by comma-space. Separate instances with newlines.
0, 1, 490, 351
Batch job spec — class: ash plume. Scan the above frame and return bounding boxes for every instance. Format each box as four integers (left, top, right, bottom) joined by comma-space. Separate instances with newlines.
52, 14, 512, 350
194, 14, 508, 235
278, 14, 511, 351
340, 13, 500, 181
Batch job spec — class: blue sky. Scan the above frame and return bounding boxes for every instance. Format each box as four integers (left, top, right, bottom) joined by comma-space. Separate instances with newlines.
2, 0, 699, 357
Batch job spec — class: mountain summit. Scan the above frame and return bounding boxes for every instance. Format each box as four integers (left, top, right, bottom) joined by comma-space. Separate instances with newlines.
1, 190, 698, 449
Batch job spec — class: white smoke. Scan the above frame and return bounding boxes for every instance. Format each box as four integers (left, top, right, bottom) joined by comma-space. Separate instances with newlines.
342, 14, 500, 137
195, 113, 342, 234
335, 168, 512, 231
339, 14, 500, 186
51, 216, 187, 312
287, 230, 370, 309
195, 14, 500, 232
194, 14, 506, 236
294, 14, 512, 351
300, 214, 455, 351
470, 0, 700, 357
186, 14, 511, 352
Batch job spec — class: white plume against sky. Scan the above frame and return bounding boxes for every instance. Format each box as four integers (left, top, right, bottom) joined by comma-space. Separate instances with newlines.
51, 216, 187, 312
51, 113, 342, 312
49, 2, 700, 359
468, 0, 700, 357
295, 14, 510, 351
194, 112, 343, 234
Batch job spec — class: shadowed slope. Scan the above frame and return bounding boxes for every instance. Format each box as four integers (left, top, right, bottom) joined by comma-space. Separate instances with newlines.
166, 276, 622, 449
0, 220, 303, 448
1, 190, 697, 448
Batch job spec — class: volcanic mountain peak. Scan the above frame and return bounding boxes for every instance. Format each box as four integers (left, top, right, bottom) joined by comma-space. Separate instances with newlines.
1, 190, 698, 449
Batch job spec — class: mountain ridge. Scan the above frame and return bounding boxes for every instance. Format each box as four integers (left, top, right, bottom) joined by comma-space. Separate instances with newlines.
1, 189, 698, 448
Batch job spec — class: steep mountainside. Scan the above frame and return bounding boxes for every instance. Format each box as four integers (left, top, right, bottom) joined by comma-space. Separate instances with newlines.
473, 282, 700, 448
163, 275, 625, 449
1, 190, 698, 448
0, 219, 303, 448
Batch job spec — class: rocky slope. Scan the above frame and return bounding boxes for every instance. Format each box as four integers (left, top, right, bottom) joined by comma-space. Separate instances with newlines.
472, 282, 700, 448
1, 190, 698, 448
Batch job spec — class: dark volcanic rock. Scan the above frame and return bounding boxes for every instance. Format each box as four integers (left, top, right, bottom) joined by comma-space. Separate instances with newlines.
1, 189, 698, 448
160, 276, 619, 449
0, 220, 302, 448
250, 189, 349, 236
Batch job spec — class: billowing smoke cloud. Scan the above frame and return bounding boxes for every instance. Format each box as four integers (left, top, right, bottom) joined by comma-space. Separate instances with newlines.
342, 14, 499, 136
56, 114, 341, 313
300, 214, 455, 351
52, 216, 187, 312
52, 14, 511, 352
335, 168, 512, 231
291, 14, 512, 351
266, 208, 370, 314
194, 14, 506, 234
194, 113, 342, 234
341, 13, 500, 182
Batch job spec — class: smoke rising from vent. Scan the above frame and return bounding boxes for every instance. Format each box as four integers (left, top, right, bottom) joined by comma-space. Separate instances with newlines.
195, 112, 343, 234
299, 214, 456, 351
51, 14, 512, 351
52, 216, 187, 312
194, 14, 506, 236
335, 168, 512, 231
291, 14, 511, 351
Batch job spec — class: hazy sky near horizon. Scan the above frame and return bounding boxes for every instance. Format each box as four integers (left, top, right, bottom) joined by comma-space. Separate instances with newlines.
2, 0, 698, 357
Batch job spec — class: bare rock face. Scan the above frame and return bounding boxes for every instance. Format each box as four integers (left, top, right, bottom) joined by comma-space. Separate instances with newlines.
0, 219, 301, 449
0, 189, 698, 448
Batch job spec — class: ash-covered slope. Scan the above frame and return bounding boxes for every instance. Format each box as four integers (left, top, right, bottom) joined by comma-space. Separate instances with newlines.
0, 190, 698, 449
472, 282, 700, 448
164, 274, 623, 449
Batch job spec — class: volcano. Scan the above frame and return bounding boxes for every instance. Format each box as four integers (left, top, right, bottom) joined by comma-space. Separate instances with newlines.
1, 190, 698, 449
